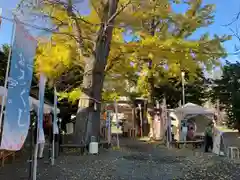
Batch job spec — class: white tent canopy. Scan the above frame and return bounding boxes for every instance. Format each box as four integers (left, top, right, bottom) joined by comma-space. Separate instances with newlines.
173, 103, 214, 121
170, 103, 215, 140
0, 86, 60, 114
29, 97, 60, 114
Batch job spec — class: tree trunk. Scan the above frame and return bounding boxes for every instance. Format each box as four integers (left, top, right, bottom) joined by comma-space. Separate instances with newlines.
147, 19, 156, 104
74, 0, 119, 144
147, 60, 155, 104
145, 19, 156, 137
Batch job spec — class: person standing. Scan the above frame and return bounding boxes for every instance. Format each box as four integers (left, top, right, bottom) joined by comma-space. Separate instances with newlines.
187, 125, 195, 140
180, 121, 188, 141
204, 122, 213, 152
122, 120, 128, 137
43, 114, 52, 160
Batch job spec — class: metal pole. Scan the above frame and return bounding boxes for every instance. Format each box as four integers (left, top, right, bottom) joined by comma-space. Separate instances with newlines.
58, 118, 62, 154
181, 71, 185, 106
48, 120, 51, 161
33, 73, 47, 180
32, 119, 39, 180
51, 86, 57, 165
28, 113, 35, 180
51, 114, 55, 165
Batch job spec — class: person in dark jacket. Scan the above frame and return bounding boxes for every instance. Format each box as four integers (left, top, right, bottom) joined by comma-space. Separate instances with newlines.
204, 122, 213, 152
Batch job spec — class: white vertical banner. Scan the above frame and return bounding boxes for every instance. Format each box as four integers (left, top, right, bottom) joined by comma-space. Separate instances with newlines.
212, 128, 222, 155
53, 86, 59, 134
37, 73, 47, 144
51, 86, 58, 166
0, 17, 37, 150
160, 98, 167, 139
166, 111, 172, 148
162, 97, 167, 129
106, 111, 111, 144
114, 99, 120, 148
138, 104, 143, 137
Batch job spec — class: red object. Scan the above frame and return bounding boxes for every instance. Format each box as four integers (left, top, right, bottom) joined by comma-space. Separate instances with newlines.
187, 128, 194, 140
166, 4, 172, 12
43, 114, 52, 129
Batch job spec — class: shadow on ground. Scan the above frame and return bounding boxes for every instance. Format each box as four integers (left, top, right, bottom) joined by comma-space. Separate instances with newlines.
0, 138, 239, 180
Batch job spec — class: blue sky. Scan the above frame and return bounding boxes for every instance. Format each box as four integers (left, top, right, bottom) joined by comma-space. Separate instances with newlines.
0, 0, 240, 62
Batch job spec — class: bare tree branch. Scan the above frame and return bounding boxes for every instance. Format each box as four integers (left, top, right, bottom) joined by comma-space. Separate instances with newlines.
230, 26, 240, 42
223, 5, 240, 26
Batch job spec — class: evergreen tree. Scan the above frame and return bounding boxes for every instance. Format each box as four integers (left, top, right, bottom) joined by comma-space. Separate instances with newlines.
211, 61, 240, 132
154, 68, 209, 108
0, 44, 10, 85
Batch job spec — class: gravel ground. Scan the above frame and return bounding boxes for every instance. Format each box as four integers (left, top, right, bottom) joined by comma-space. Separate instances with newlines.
0, 138, 239, 180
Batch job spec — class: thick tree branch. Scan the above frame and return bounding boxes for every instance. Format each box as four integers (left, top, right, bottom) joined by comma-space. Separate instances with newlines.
105, 52, 123, 72
107, 0, 131, 25
66, 0, 85, 55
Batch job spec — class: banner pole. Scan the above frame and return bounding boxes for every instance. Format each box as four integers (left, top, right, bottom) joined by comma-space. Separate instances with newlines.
32, 121, 39, 180
0, 15, 16, 142
28, 113, 35, 180
33, 74, 46, 180
51, 114, 55, 165
51, 86, 57, 166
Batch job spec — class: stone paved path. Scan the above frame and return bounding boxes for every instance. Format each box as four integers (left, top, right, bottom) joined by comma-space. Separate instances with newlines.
0, 138, 239, 180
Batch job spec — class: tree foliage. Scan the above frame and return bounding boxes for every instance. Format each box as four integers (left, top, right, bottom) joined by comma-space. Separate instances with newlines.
155, 68, 209, 108
17, 0, 231, 140
0, 44, 9, 85
211, 61, 240, 131
105, 0, 230, 102
19, 0, 229, 102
